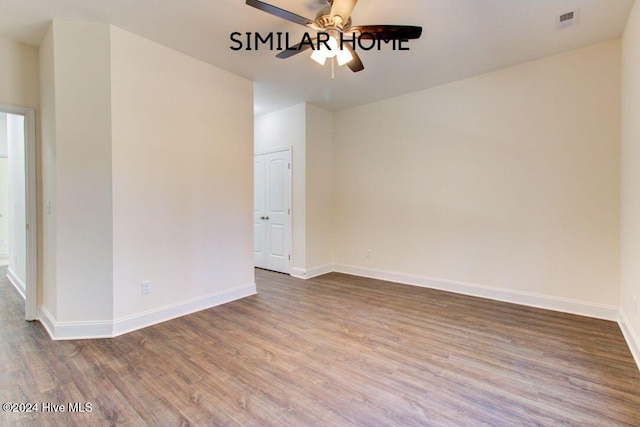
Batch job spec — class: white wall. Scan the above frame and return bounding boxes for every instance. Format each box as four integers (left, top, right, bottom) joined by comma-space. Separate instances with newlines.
0, 115, 6, 155
621, 1, 640, 367
39, 27, 57, 315
333, 40, 621, 316
7, 114, 26, 287
254, 103, 334, 276
255, 104, 305, 153
255, 104, 306, 271
110, 26, 255, 323
0, 114, 26, 277
0, 115, 7, 258
0, 158, 6, 259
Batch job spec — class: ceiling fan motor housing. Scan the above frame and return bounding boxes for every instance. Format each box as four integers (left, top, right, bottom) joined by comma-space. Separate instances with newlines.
315, 6, 352, 31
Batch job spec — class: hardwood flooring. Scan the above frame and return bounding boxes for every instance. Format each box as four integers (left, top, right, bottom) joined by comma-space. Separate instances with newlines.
1, 268, 639, 426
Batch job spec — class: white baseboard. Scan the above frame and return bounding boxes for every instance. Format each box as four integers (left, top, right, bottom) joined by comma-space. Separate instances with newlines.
619, 309, 640, 371
38, 305, 121, 340
6, 267, 26, 300
38, 306, 56, 339
291, 265, 333, 280
332, 264, 619, 321
37, 283, 257, 340
112, 283, 256, 337
290, 267, 306, 279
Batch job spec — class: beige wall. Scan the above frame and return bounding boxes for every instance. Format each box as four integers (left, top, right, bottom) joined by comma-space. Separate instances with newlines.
0, 37, 39, 109
333, 40, 621, 309
39, 21, 114, 324
305, 105, 333, 272
37, 22, 254, 336
621, 1, 640, 364
110, 26, 254, 320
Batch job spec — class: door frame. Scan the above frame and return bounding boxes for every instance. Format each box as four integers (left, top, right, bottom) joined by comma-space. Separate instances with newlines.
0, 104, 38, 321
254, 146, 292, 274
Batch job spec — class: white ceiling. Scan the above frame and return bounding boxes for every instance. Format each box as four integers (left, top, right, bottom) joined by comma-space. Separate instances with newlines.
0, 0, 635, 114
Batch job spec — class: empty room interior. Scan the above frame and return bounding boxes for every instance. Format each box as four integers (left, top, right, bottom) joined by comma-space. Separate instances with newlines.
1, 0, 640, 425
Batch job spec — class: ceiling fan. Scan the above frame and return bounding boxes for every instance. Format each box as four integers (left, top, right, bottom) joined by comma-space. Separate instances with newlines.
246, 0, 423, 72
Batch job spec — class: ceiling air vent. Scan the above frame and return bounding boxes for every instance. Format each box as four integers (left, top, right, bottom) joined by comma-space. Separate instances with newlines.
557, 10, 578, 29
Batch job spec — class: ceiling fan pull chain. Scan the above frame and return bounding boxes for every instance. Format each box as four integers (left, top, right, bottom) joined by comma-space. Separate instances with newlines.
331, 56, 335, 80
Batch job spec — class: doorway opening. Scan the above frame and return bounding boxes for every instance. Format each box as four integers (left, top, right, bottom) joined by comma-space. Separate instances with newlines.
0, 104, 37, 321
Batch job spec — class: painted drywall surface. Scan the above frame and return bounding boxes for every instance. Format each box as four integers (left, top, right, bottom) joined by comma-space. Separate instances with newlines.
110, 26, 254, 320
0, 115, 6, 155
255, 104, 305, 152
48, 21, 114, 323
0, 115, 6, 258
0, 158, 6, 259
0, 37, 39, 109
38, 26, 57, 316
621, 1, 640, 359
333, 40, 621, 306
255, 104, 306, 271
305, 104, 333, 271
7, 113, 26, 282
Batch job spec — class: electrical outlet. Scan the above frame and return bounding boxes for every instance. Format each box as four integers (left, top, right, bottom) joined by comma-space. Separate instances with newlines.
141, 280, 152, 295
365, 249, 372, 258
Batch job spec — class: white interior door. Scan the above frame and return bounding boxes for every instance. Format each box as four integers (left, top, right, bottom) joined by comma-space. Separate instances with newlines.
254, 149, 291, 273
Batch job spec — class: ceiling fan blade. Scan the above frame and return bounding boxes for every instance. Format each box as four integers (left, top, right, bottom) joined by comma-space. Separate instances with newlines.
276, 39, 316, 59
343, 43, 364, 72
246, 0, 314, 27
330, 0, 358, 21
350, 25, 423, 40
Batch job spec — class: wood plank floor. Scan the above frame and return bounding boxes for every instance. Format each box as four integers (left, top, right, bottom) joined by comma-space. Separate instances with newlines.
1, 268, 639, 426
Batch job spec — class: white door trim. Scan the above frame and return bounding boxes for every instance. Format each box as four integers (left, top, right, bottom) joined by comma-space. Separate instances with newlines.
0, 104, 38, 321
254, 147, 291, 156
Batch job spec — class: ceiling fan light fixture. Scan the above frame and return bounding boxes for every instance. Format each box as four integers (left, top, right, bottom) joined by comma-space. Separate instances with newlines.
324, 36, 339, 58
310, 35, 338, 65
310, 35, 353, 67
310, 49, 328, 65
336, 47, 353, 66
